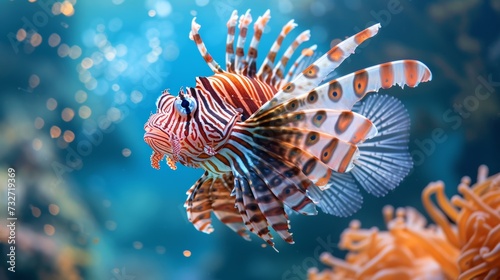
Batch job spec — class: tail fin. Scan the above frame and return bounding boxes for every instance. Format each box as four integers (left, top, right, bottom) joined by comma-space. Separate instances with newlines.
351, 94, 413, 197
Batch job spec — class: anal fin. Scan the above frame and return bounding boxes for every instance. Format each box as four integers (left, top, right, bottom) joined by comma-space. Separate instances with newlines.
185, 172, 251, 240
211, 173, 251, 241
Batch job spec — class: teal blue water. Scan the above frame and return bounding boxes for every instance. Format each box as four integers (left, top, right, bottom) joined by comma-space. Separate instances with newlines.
1, 0, 499, 279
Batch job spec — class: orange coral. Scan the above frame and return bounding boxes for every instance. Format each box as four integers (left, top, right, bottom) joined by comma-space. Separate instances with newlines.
308, 207, 458, 280
423, 165, 500, 279
308, 165, 500, 280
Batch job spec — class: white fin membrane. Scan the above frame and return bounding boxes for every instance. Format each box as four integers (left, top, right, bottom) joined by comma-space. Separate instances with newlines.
307, 172, 363, 217
306, 94, 412, 217
351, 94, 412, 197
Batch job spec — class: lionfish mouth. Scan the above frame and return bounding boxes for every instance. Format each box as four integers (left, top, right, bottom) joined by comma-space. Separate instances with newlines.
144, 126, 168, 170
144, 126, 182, 170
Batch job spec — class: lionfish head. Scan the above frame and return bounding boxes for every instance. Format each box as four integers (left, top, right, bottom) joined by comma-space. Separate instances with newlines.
143, 88, 198, 170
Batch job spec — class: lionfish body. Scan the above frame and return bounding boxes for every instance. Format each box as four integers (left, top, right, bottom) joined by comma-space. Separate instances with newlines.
144, 10, 432, 250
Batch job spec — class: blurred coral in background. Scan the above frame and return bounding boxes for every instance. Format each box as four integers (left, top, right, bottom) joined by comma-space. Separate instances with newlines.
309, 165, 500, 280
1, 0, 499, 279
424, 165, 500, 279
0, 141, 101, 279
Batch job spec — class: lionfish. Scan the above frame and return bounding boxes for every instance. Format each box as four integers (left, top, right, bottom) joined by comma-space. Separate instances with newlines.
144, 9, 432, 250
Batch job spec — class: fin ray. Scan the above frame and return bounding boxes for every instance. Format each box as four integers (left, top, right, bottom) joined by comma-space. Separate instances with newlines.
247, 109, 378, 144
189, 18, 224, 73
235, 9, 252, 74
257, 19, 298, 82
254, 60, 432, 121
280, 45, 318, 87
225, 10, 238, 72
234, 174, 275, 247
185, 172, 251, 239
307, 172, 363, 217
211, 173, 251, 240
225, 132, 317, 214
270, 29, 311, 87
246, 9, 271, 77
351, 94, 413, 197
248, 125, 361, 175
254, 23, 382, 116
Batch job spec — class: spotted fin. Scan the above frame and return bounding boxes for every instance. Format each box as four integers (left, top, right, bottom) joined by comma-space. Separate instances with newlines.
350, 94, 413, 197
251, 126, 360, 177
254, 23, 382, 116
246, 109, 378, 145
241, 108, 375, 186
280, 45, 318, 88
247, 148, 317, 215
297, 60, 432, 111
303, 94, 412, 216
255, 60, 432, 121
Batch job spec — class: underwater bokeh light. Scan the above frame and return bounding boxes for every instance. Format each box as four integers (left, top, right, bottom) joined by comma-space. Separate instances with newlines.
1, 0, 499, 279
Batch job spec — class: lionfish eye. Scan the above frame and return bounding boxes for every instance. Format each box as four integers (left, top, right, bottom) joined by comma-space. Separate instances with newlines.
174, 95, 197, 116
